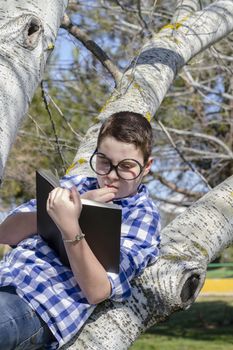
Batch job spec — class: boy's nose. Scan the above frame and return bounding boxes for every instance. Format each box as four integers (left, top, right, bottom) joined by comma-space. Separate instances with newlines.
107, 168, 119, 180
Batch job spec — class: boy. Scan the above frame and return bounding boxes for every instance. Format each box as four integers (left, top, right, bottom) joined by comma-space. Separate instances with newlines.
0, 112, 160, 349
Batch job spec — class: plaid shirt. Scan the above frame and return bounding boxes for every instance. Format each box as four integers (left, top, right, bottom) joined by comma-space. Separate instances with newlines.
0, 175, 160, 349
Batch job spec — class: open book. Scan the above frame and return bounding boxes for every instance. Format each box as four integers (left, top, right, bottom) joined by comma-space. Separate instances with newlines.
36, 169, 122, 273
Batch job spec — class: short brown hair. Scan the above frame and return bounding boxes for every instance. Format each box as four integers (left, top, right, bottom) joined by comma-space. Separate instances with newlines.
97, 112, 153, 162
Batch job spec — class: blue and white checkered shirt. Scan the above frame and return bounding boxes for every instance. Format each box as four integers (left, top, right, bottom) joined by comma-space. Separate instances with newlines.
0, 175, 160, 349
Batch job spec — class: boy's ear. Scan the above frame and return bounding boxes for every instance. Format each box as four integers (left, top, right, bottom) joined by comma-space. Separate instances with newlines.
143, 157, 153, 176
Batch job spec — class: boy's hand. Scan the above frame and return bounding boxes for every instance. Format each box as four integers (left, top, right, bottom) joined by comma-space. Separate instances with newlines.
81, 187, 117, 203
47, 186, 81, 235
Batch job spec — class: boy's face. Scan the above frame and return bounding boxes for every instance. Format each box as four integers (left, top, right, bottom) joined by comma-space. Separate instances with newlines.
97, 136, 152, 199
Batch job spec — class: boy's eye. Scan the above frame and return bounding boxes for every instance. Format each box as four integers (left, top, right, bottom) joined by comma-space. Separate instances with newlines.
97, 156, 110, 166
119, 161, 136, 170
99, 158, 108, 164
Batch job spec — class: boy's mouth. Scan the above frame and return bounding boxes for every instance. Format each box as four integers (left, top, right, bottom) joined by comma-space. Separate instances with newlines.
105, 184, 118, 190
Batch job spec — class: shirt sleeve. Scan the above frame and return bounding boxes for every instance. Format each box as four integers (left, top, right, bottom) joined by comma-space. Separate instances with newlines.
60, 174, 97, 195
9, 199, 37, 215
107, 205, 160, 302
9, 175, 95, 216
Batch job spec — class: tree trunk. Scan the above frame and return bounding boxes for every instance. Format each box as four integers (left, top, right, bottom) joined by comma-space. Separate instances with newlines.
63, 174, 233, 349
0, 0, 68, 182
63, 0, 233, 348
1, 1, 233, 349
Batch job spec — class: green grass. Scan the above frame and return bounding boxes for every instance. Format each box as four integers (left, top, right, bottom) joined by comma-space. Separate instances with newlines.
130, 297, 233, 350
206, 267, 233, 279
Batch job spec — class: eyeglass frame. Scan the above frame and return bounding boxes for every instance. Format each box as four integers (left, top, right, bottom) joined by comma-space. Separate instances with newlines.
89, 150, 146, 180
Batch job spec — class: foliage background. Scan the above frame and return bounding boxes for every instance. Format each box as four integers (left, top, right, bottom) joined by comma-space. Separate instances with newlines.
130, 296, 233, 350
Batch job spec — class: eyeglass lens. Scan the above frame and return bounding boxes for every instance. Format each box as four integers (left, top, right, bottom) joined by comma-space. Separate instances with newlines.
91, 153, 142, 180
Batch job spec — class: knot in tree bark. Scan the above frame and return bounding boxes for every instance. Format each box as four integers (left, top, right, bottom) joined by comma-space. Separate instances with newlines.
22, 16, 43, 50
180, 273, 201, 303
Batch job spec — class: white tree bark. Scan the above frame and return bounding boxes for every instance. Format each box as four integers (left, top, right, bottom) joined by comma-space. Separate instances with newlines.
63, 174, 233, 349
69, 0, 233, 177
62, 1, 233, 349
172, 0, 201, 23
0, 0, 68, 182
1, 0, 233, 349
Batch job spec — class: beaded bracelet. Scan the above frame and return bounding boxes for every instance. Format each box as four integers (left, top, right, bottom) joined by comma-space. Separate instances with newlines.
62, 231, 85, 243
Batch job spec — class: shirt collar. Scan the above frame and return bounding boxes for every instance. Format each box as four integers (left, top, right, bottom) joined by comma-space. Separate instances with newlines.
113, 184, 148, 207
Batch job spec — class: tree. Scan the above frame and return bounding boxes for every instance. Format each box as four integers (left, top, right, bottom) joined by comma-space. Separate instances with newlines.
0, 0, 68, 182
0, 1, 233, 349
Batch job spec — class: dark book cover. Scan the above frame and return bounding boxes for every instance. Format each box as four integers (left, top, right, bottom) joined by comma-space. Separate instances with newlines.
36, 169, 122, 273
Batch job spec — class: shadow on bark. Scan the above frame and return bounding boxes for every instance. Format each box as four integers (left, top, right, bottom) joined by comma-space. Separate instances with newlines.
127, 48, 185, 76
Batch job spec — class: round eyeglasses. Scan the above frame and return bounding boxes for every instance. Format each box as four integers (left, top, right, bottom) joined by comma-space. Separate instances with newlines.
89, 152, 145, 180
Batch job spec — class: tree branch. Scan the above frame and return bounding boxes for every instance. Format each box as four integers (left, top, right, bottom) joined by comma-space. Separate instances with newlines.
136, 0, 150, 32
113, 0, 135, 13
41, 82, 67, 171
211, 46, 233, 62
64, 175, 233, 349
153, 124, 233, 158
156, 174, 203, 199
151, 193, 192, 207
183, 66, 233, 102
157, 120, 212, 190
172, 0, 202, 23
61, 13, 123, 85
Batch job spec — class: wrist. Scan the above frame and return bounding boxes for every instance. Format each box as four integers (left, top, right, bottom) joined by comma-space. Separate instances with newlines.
63, 231, 85, 244
60, 220, 80, 238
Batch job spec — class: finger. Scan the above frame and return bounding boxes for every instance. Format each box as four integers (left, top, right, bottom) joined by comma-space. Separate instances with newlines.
59, 188, 72, 204
49, 187, 65, 206
90, 190, 116, 203
93, 188, 117, 199
47, 188, 57, 207
74, 187, 83, 211
80, 187, 117, 202
98, 187, 118, 194
97, 192, 116, 203
70, 186, 80, 204
46, 195, 50, 213
97, 188, 117, 199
